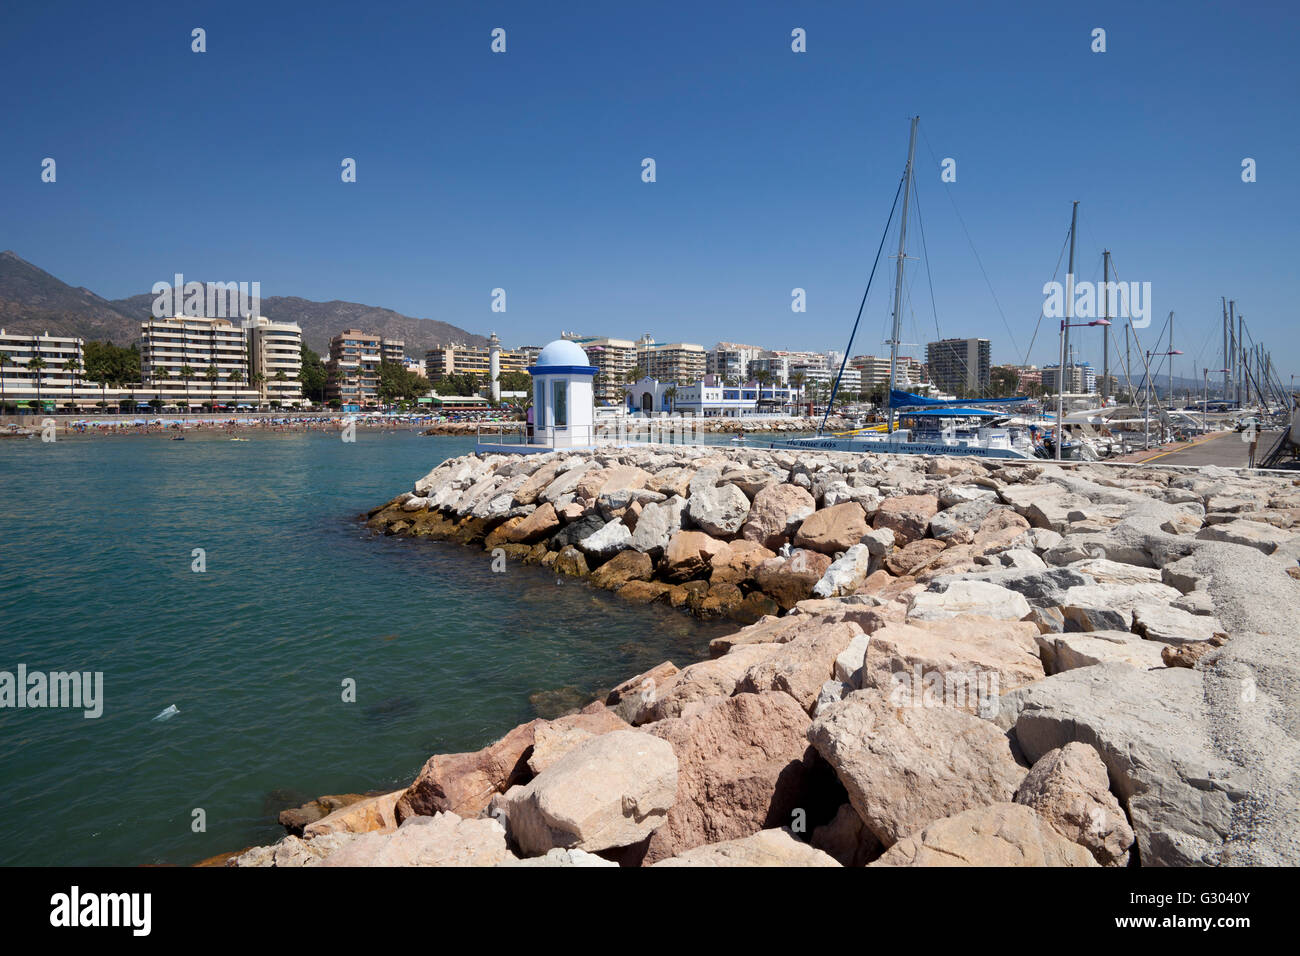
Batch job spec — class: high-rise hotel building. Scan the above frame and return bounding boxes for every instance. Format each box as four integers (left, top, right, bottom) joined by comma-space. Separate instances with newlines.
139, 315, 302, 404
243, 317, 304, 404
326, 329, 382, 406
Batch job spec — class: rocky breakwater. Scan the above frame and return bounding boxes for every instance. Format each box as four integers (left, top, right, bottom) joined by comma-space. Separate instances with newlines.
227, 449, 1300, 866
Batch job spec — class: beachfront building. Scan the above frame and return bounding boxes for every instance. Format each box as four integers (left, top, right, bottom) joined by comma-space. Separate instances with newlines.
0, 328, 86, 409
381, 338, 406, 364
326, 329, 381, 407
750, 349, 830, 385
424, 342, 527, 384
561, 332, 637, 405
624, 375, 801, 417
635, 335, 705, 384
926, 337, 991, 396
1042, 362, 1097, 395
140, 315, 259, 407
795, 365, 862, 395
706, 342, 766, 384
243, 316, 303, 405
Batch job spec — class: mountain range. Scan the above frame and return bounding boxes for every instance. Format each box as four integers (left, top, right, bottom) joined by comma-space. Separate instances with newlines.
0, 251, 487, 355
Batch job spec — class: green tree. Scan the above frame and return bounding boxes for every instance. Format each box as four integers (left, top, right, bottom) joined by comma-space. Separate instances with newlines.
298, 344, 327, 402
0, 351, 9, 412
204, 363, 221, 409
28, 356, 47, 410
179, 364, 196, 409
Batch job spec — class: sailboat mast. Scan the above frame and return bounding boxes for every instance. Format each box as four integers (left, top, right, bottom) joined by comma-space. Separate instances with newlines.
1102, 250, 1111, 402
886, 116, 919, 434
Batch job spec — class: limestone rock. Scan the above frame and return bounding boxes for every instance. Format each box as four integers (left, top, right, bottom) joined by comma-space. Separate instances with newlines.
641, 643, 782, 723
737, 621, 865, 712
303, 790, 404, 839
808, 691, 1027, 846
795, 502, 871, 555
813, 543, 874, 598
576, 519, 633, 558
628, 494, 686, 556
1036, 630, 1167, 674
907, 581, 1031, 622
505, 502, 560, 544
642, 692, 822, 863
503, 730, 677, 854
650, 828, 840, 867
873, 494, 940, 544
526, 708, 633, 775
1131, 603, 1224, 646
740, 483, 817, 550
1196, 520, 1294, 554
871, 803, 1098, 867
688, 480, 752, 538
1010, 662, 1248, 866
497, 847, 617, 867
1014, 743, 1134, 866
863, 615, 1044, 710
396, 720, 540, 821
811, 803, 882, 866
754, 549, 832, 610
589, 549, 654, 590
320, 812, 514, 867
661, 530, 729, 582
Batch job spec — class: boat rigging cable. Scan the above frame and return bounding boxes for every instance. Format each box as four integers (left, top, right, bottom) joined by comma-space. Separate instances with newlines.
819, 171, 906, 435
919, 125, 1022, 360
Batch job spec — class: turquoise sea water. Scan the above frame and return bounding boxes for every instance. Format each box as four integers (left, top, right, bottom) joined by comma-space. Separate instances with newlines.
0, 431, 736, 866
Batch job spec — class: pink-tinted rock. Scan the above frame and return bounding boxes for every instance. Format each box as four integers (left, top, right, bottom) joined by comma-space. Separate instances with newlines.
794, 502, 870, 555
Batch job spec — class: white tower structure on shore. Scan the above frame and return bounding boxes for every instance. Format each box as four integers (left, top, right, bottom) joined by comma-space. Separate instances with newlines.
488, 331, 501, 404
528, 339, 596, 448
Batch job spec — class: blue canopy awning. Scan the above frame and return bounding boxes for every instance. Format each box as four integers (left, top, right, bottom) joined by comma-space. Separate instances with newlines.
902, 407, 1004, 417
890, 389, 1029, 408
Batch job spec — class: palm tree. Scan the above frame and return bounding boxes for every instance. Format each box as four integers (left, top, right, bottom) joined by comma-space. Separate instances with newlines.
0, 351, 9, 413
228, 367, 244, 390
203, 363, 221, 410
179, 364, 196, 411
28, 356, 47, 413
154, 367, 171, 407
664, 384, 678, 414
65, 356, 81, 410
789, 371, 806, 404
251, 372, 266, 410
273, 369, 287, 406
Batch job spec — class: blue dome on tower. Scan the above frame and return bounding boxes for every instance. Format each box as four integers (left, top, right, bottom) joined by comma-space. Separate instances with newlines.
534, 339, 591, 367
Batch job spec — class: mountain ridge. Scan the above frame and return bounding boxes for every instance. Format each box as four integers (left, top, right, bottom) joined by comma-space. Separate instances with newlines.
0, 251, 487, 355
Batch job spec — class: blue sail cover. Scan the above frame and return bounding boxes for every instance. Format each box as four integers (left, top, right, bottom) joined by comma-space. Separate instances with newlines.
890, 389, 1029, 408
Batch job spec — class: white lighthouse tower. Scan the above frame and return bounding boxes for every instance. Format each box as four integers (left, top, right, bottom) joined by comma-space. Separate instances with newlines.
488, 331, 501, 404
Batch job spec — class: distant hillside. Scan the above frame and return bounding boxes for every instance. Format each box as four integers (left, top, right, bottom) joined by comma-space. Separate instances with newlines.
0, 251, 139, 341
0, 251, 487, 355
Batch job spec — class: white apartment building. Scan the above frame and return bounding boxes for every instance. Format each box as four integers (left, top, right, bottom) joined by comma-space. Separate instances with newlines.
635, 335, 706, 384
243, 316, 304, 403
706, 342, 766, 383
0, 329, 85, 407
625, 375, 800, 417
795, 365, 861, 394
140, 315, 252, 405
561, 333, 638, 405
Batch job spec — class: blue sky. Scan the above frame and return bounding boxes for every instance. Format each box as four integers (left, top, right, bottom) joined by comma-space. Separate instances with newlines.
2, 0, 1296, 381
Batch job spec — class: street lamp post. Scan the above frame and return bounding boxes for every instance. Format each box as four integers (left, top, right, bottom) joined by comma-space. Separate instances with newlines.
1145, 348, 1184, 448
1204, 367, 1229, 432
1056, 318, 1111, 460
